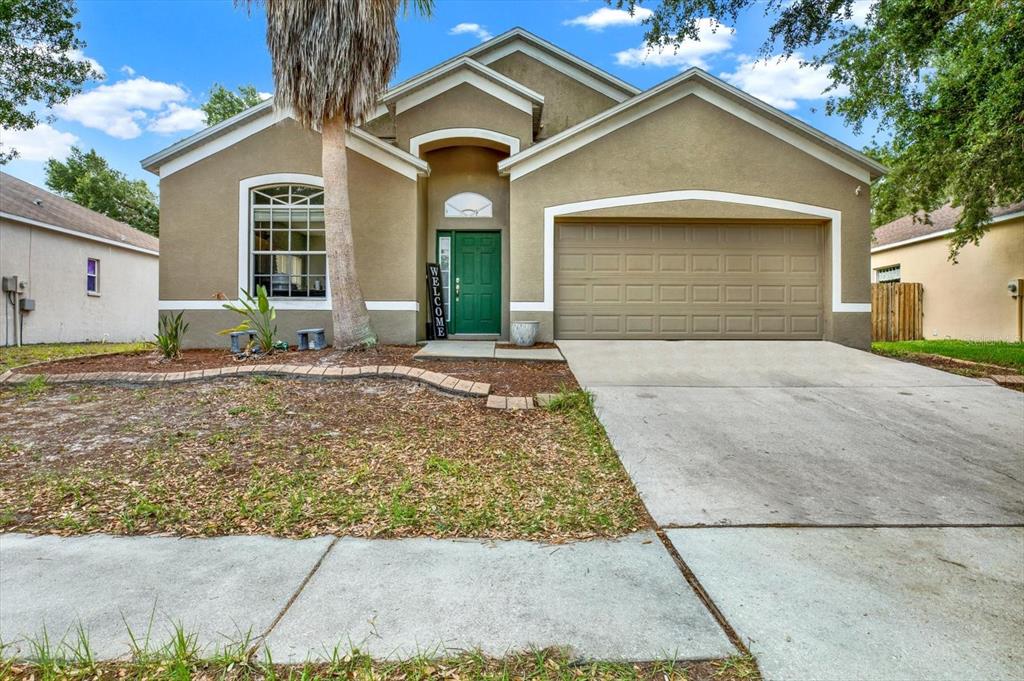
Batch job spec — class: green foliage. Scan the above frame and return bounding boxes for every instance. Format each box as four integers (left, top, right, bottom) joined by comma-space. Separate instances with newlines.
45, 147, 160, 237
154, 312, 189, 360
873, 340, 1024, 372
0, 0, 96, 163
200, 82, 266, 125
615, 0, 1024, 257
219, 286, 277, 354
0, 341, 149, 371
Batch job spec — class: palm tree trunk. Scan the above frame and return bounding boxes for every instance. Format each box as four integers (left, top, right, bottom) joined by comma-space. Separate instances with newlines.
322, 115, 376, 348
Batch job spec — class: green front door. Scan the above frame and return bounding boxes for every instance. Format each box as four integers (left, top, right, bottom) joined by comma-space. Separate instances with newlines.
453, 231, 501, 334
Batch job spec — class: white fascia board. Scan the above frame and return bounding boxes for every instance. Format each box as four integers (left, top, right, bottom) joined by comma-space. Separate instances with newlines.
869, 209, 1024, 254
468, 29, 639, 102
409, 128, 521, 157
501, 81, 873, 184
0, 212, 159, 257
385, 58, 543, 108
393, 69, 538, 116
508, 190, 870, 315
141, 100, 274, 173
154, 109, 427, 180
159, 299, 419, 312
500, 69, 883, 183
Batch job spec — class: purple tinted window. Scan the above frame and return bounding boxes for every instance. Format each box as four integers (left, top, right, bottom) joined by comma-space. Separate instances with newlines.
87, 259, 98, 292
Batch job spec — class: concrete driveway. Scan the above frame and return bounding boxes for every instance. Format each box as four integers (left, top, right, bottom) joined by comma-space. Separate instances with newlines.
559, 340, 1024, 681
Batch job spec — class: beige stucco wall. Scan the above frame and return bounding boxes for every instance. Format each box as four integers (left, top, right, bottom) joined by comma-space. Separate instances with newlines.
394, 82, 534, 154
487, 51, 617, 138
158, 117, 419, 345
423, 146, 511, 337
871, 217, 1024, 341
0, 218, 158, 344
507, 93, 874, 348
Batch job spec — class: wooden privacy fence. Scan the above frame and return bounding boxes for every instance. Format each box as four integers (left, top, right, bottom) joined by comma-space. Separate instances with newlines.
872, 282, 924, 341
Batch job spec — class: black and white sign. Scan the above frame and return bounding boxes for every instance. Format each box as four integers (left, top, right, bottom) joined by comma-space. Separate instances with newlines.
426, 262, 448, 339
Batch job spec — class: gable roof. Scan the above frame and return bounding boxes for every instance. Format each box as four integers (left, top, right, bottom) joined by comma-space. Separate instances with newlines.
498, 67, 887, 183
871, 201, 1024, 251
0, 171, 159, 255
380, 56, 544, 115
462, 27, 640, 102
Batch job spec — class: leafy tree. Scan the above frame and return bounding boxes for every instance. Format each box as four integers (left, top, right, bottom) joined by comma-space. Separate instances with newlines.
201, 83, 266, 125
241, 0, 434, 349
45, 147, 160, 236
0, 0, 97, 163
614, 0, 1024, 256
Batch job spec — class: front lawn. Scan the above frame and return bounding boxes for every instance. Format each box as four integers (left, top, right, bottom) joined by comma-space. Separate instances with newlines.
872, 339, 1024, 373
0, 377, 645, 541
0, 342, 150, 372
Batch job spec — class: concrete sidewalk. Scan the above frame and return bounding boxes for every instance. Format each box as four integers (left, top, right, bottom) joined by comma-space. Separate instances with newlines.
0, 531, 734, 662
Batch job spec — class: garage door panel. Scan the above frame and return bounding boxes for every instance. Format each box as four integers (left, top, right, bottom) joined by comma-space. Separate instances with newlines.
555, 222, 824, 340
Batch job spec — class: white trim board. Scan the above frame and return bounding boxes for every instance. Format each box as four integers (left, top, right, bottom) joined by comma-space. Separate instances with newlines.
499, 69, 885, 183
151, 110, 428, 180
0, 212, 159, 257
409, 128, 521, 157
507, 190, 870, 315
159, 300, 419, 312
393, 69, 537, 116
870, 209, 1024, 253
467, 29, 639, 102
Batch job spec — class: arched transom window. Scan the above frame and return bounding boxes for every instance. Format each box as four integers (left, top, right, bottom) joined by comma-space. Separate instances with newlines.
444, 192, 492, 218
251, 184, 326, 298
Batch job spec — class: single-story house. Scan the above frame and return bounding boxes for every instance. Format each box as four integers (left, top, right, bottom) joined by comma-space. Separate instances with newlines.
0, 172, 159, 346
143, 27, 884, 349
871, 202, 1024, 342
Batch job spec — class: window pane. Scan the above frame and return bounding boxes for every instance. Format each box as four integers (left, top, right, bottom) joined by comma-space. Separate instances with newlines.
272, 209, 289, 230
291, 230, 309, 251
308, 208, 324, 229
253, 230, 270, 251
87, 259, 97, 276
253, 254, 272, 275
271, 231, 289, 250
309, 254, 326, 275
253, 207, 272, 226
253, 275, 271, 293
308, 231, 326, 251
250, 186, 329, 298
309, 275, 327, 296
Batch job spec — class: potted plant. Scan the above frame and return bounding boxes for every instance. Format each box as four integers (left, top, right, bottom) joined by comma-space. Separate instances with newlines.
510, 320, 540, 347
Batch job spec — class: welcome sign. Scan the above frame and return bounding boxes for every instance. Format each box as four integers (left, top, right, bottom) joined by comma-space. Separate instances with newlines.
426, 263, 448, 339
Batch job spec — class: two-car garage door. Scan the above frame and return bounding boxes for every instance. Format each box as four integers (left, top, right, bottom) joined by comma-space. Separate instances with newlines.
554, 222, 825, 339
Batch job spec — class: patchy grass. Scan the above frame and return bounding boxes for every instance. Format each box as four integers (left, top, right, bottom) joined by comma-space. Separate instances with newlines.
0, 624, 760, 681
872, 340, 1024, 373
0, 342, 150, 372
0, 379, 646, 541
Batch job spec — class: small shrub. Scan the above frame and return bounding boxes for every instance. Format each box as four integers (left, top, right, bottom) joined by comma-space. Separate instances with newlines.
154, 311, 189, 359
219, 286, 277, 354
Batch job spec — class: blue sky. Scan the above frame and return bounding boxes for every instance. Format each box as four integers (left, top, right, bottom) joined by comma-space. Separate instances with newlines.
3, 0, 875, 193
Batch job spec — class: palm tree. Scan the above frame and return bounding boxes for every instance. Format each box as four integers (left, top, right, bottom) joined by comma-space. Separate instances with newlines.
244, 0, 433, 348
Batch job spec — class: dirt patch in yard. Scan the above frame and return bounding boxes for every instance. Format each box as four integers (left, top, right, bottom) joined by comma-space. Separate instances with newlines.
12, 345, 578, 395
0, 377, 641, 541
873, 351, 1024, 391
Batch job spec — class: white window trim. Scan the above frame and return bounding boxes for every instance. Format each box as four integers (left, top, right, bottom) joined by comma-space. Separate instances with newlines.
409, 128, 521, 158
507, 190, 871, 315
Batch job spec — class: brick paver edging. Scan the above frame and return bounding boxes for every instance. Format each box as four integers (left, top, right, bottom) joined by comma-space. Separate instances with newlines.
0, 365, 490, 399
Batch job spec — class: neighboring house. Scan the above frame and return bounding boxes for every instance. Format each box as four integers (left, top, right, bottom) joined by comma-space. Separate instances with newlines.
871, 203, 1024, 342
0, 172, 159, 346
144, 28, 884, 349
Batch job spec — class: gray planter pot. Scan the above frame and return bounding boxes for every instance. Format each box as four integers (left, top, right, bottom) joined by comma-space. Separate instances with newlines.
510, 320, 540, 347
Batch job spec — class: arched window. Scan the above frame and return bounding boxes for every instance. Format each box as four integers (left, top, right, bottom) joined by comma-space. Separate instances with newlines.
444, 192, 492, 218
250, 184, 326, 298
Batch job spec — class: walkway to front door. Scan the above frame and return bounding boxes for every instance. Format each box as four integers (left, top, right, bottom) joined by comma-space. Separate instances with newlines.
446, 231, 500, 335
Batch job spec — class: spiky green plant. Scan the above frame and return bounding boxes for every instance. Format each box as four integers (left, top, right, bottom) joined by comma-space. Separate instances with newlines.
219, 286, 277, 354
154, 311, 189, 359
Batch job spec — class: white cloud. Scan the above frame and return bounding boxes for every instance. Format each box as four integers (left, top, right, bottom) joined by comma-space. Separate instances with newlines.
847, 0, 873, 26
719, 53, 846, 110
564, 6, 653, 30
448, 23, 492, 42
258, 91, 273, 101
55, 77, 189, 139
147, 103, 206, 134
0, 123, 78, 161
614, 19, 733, 70
120, 65, 136, 76
66, 48, 105, 79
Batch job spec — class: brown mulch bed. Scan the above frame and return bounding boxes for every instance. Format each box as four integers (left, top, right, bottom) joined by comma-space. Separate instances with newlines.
0, 378, 644, 541
875, 351, 1024, 391
13, 345, 578, 396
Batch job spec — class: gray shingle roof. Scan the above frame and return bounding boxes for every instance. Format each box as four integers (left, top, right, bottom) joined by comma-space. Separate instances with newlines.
0, 171, 158, 253
872, 201, 1024, 248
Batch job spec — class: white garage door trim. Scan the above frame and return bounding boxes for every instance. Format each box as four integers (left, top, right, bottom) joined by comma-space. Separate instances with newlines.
508, 190, 870, 314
